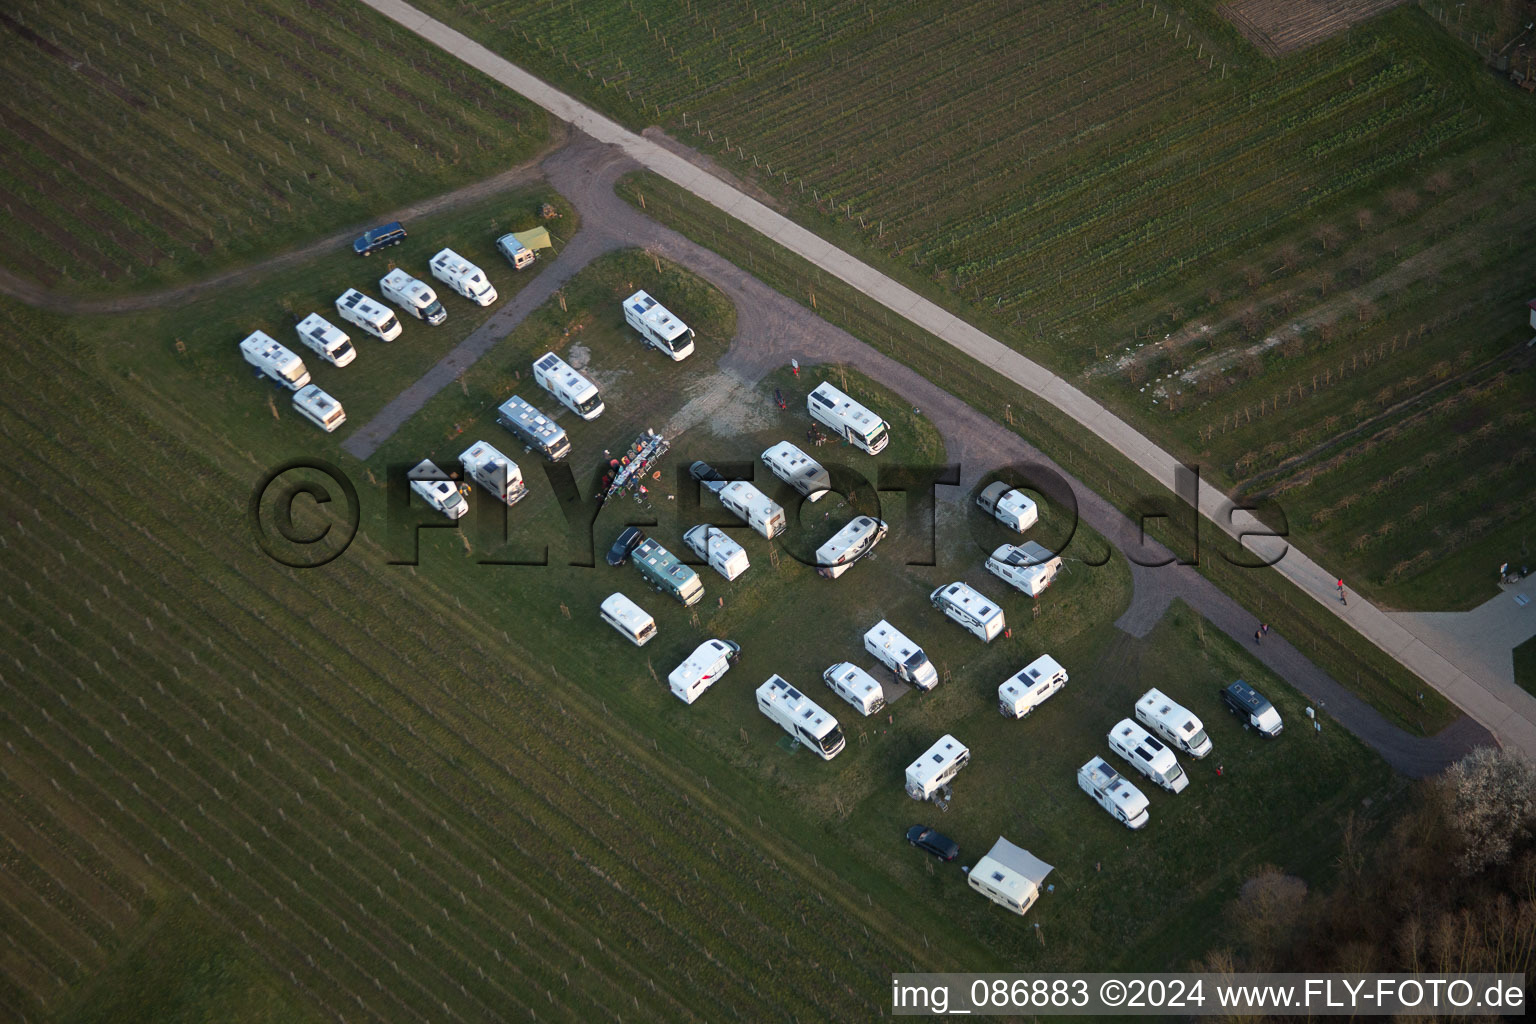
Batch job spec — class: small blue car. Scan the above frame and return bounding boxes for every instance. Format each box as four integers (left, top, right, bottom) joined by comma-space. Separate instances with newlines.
353, 222, 407, 256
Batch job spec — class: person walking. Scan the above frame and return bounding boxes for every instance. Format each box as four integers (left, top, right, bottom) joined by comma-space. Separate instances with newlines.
790, 358, 800, 378
1254, 628, 1262, 645
1260, 623, 1269, 637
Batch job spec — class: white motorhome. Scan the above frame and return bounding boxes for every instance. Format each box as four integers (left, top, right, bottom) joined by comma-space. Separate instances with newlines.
495, 395, 572, 462
532, 351, 604, 420
864, 620, 939, 691
998, 655, 1069, 719
976, 481, 1039, 533
429, 248, 498, 306
756, 675, 845, 760
807, 381, 890, 454
599, 593, 656, 647
495, 233, 535, 270
294, 313, 357, 367
292, 385, 345, 433
239, 330, 310, 390
761, 441, 830, 502
815, 516, 887, 579
716, 482, 786, 539
904, 734, 970, 800
458, 440, 527, 506
1078, 757, 1150, 830
969, 838, 1054, 917
667, 639, 740, 705
929, 581, 1005, 642
335, 288, 402, 342
407, 459, 468, 520
821, 662, 886, 716
1135, 688, 1214, 759
1108, 718, 1189, 794
682, 525, 750, 581
380, 268, 446, 325
986, 541, 1064, 597
622, 290, 695, 361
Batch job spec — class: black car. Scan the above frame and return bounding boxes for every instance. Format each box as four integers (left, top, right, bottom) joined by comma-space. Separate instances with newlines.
605, 526, 646, 567
905, 825, 959, 862
689, 460, 728, 494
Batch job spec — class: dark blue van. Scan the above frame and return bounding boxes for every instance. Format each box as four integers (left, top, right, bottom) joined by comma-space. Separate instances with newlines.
353, 222, 407, 256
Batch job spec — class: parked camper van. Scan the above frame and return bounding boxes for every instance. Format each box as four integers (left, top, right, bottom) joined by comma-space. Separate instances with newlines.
864, 620, 939, 691
532, 351, 603, 420
632, 538, 704, 606
1135, 688, 1213, 759
1219, 679, 1283, 737
335, 288, 402, 341
985, 541, 1063, 597
622, 290, 695, 361
429, 248, 497, 306
407, 459, 468, 520
807, 381, 890, 454
756, 676, 845, 760
1078, 757, 1150, 830
998, 654, 1068, 719
292, 385, 345, 433
380, 268, 446, 325
682, 525, 750, 581
976, 482, 1039, 533
599, 593, 656, 647
816, 516, 887, 579
968, 838, 1053, 916
715, 482, 786, 539
294, 313, 356, 368
353, 221, 406, 256
904, 734, 970, 800
667, 639, 740, 704
495, 395, 571, 462
821, 662, 886, 716
495, 233, 535, 270
1107, 718, 1189, 794
761, 441, 830, 501
458, 440, 527, 506
239, 331, 310, 390
930, 582, 1005, 642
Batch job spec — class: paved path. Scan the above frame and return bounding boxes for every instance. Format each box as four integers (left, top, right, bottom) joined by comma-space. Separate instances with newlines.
1390, 576, 1536, 690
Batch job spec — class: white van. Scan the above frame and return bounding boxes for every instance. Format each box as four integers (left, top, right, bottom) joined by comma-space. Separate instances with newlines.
998, 655, 1068, 719
807, 381, 889, 454
294, 314, 357, 367
816, 516, 887, 579
429, 248, 497, 306
292, 385, 345, 433
407, 459, 468, 520
458, 440, 527, 506
335, 288, 402, 342
682, 525, 750, 581
599, 593, 656, 647
904, 734, 969, 800
667, 639, 740, 704
976, 482, 1039, 533
716, 482, 786, 539
761, 441, 830, 501
622, 290, 695, 361
864, 620, 938, 691
756, 675, 844, 760
1078, 757, 1150, 830
1135, 688, 1214, 759
969, 838, 1054, 917
495, 233, 535, 270
1108, 718, 1189, 794
380, 268, 446, 325
533, 351, 604, 420
239, 331, 310, 390
821, 662, 886, 716
929, 581, 1005, 642
986, 541, 1063, 597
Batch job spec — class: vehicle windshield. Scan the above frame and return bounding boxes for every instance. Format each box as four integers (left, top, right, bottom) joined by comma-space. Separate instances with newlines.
443, 490, 464, 510
381, 316, 399, 332
670, 328, 695, 352
283, 364, 305, 381
1189, 729, 1209, 749
863, 422, 889, 448
904, 653, 928, 672
819, 727, 845, 754
548, 436, 571, 458
680, 578, 703, 601
333, 341, 353, 358
576, 392, 602, 414
1166, 762, 1185, 782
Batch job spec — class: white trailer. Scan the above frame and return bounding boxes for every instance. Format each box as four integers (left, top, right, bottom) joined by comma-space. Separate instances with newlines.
929, 581, 1005, 642
1135, 688, 1213, 759
998, 654, 1068, 719
1078, 757, 1150, 830
335, 288, 402, 341
667, 639, 740, 705
429, 248, 498, 306
622, 290, 695, 361
495, 233, 535, 270
807, 381, 890, 454
1108, 718, 1189, 794
756, 676, 845, 760
976, 482, 1039, 533
904, 734, 970, 800
294, 313, 357, 367
495, 395, 571, 462
969, 838, 1053, 917
716, 482, 786, 539
864, 620, 939, 691
380, 268, 446, 325
532, 351, 604, 420
292, 385, 345, 433
986, 541, 1063, 597
761, 441, 830, 501
815, 516, 887, 579
458, 440, 527, 506
821, 662, 886, 716
682, 525, 750, 581
407, 459, 468, 520
239, 330, 310, 390
599, 593, 656, 647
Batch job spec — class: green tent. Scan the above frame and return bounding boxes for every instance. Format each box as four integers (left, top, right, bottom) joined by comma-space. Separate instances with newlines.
512, 227, 552, 251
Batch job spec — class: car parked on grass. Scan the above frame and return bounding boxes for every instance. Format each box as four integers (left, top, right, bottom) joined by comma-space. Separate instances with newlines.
606, 526, 646, 567
352, 221, 407, 255
905, 825, 959, 862
689, 460, 727, 493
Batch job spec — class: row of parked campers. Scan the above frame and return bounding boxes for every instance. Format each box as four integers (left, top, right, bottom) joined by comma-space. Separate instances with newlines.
1075, 690, 1220, 829
486, 353, 605, 463
406, 443, 531, 519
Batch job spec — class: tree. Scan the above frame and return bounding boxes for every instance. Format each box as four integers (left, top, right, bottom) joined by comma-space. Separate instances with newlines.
1441, 747, 1536, 875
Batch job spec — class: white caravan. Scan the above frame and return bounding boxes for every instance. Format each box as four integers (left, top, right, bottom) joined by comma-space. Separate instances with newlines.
986, 541, 1064, 597
532, 351, 604, 420
622, 290, 695, 361
1077, 757, 1150, 830
335, 288, 402, 341
599, 593, 656, 647
998, 655, 1069, 719
904, 734, 970, 800
292, 385, 345, 433
929, 581, 1005, 642
976, 482, 1039, 533
716, 482, 786, 539
682, 525, 750, 581
807, 381, 890, 454
969, 838, 1053, 917
815, 516, 887, 579
667, 639, 740, 705
761, 441, 831, 502
821, 662, 886, 716
458, 440, 527, 506
1135, 688, 1214, 759
495, 395, 572, 462
429, 248, 498, 306
864, 620, 939, 691
756, 676, 845, 760
407, 459, 468, 520
1108, 719, 1189, 794
495, 233, 535, 270
380, 268, 446, 325
239, 330, 310, 390
294, 313, 357, 367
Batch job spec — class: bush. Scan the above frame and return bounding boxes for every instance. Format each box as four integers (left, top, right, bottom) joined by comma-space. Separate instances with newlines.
1441, 748, 1536, 875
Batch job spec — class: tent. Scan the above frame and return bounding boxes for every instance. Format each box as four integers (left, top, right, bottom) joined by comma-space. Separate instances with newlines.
512, 226, 552, 251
